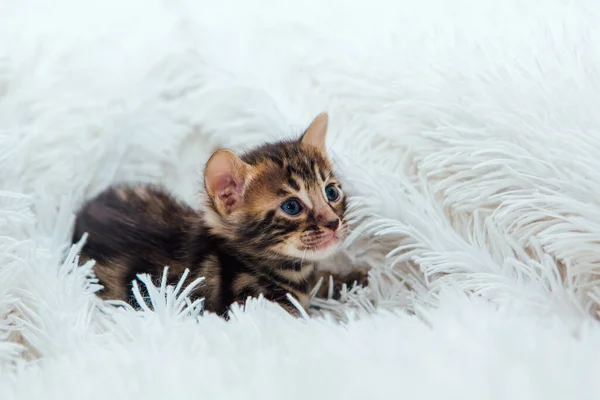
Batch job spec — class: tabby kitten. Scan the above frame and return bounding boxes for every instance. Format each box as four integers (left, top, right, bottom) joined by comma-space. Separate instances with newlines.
73, 113, 366, 316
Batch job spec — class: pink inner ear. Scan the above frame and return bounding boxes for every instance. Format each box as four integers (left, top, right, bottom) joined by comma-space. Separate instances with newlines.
213, 173, 242, 211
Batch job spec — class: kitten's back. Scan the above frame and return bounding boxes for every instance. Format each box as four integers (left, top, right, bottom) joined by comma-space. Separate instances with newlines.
73, 184, 204, 302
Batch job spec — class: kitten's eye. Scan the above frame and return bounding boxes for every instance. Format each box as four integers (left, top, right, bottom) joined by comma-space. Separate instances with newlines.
281, 198, 302, 215
325, 185, 339, 201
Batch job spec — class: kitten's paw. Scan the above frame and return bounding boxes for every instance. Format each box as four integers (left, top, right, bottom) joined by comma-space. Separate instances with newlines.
315, 268, 370, 300
343, 268, 370, 289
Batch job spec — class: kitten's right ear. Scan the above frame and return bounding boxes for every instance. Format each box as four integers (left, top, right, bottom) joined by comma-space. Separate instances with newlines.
204, 150, 252, 215
299, 112, 328, 152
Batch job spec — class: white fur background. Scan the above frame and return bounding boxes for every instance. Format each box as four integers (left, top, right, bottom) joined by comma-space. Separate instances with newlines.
2, 0, 600, 398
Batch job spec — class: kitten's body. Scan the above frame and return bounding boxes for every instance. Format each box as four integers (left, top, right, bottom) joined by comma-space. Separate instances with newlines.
73, 113, 367, 316
74, 184, 314, 315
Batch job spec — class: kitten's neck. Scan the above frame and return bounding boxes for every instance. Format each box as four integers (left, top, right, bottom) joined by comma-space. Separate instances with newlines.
214, 233, 306, 270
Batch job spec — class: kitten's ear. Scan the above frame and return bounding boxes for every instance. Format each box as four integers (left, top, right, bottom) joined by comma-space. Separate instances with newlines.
299, 112, 328, 152
204, 150, 252, 215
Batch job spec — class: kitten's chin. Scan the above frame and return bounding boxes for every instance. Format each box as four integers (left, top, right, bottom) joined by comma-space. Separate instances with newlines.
305, 243, 341, 261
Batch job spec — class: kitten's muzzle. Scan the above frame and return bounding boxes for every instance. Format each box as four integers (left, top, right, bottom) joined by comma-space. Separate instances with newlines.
300, 230, 338, 250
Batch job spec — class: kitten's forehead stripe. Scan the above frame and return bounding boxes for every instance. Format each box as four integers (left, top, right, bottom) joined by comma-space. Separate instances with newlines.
241, 140, 332, 181
319, 168, 327, 183
310, 158, 316, 173
287, 164, 308, 181
286, 176, 300, 191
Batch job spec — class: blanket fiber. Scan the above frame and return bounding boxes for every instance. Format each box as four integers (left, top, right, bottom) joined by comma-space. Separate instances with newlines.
2, 0, 600, 398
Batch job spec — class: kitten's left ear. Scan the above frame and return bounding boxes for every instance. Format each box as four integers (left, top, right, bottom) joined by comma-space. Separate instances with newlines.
299, 112, 328, 152
204, 150, 252, 215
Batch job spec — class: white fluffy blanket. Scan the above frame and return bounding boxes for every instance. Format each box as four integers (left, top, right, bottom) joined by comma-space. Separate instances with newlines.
2, 0, 600, 398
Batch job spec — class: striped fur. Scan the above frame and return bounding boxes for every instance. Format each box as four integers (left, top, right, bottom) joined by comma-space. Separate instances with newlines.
72, 113, 367, 316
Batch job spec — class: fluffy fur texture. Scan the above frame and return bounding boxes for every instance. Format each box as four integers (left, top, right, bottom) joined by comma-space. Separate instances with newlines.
3, 0, 600, 398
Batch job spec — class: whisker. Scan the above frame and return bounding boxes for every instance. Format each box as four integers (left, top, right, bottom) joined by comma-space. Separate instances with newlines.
338, 223, 391, 249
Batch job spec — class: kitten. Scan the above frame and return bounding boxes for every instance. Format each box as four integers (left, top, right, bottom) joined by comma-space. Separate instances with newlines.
72, 113, 367, 316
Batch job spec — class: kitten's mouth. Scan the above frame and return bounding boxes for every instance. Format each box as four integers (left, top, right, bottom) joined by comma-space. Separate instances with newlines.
300, 231, 339, 252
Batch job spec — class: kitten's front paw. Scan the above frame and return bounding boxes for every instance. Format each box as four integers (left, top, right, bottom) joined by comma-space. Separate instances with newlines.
344, 268, 369, 289
315, 268, 370, 300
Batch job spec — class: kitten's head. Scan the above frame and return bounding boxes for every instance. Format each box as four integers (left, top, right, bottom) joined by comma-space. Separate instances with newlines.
203, 113, 347, 261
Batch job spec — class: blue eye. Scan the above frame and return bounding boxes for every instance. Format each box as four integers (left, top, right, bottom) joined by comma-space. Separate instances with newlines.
325, 185, 339, 201
281, 198, 302, 215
